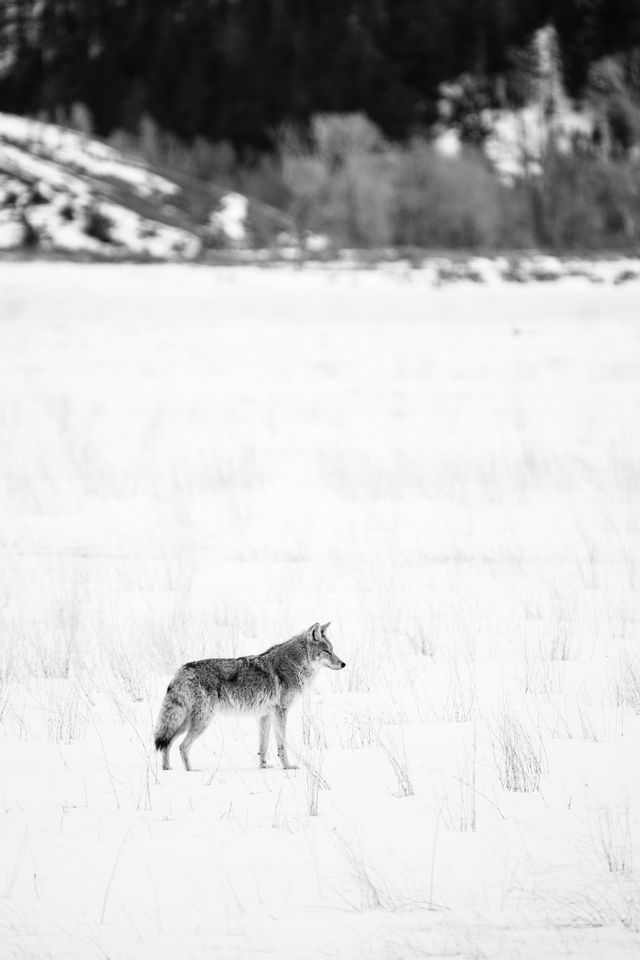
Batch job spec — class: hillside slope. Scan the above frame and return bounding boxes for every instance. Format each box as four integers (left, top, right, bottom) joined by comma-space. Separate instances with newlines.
0, 114, 290, 260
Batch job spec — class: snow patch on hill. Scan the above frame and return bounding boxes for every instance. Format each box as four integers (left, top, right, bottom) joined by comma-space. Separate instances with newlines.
0, 113, 202, 259
0, 112, 177, 197
208, 192, 249, 246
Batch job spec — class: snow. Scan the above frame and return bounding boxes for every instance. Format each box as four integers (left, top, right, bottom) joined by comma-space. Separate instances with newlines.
0, 264, 640, 960
434, 100, 595, 183
0, 218, 24, 248
304, 231, 331, 253
0, 113, 178, 197
485, 102, 595, 180
0, 141, 92, 198
96, 201, 201, 259
208, 192, 249, 245
27, 203, 105, 253
433, 127, 462, 159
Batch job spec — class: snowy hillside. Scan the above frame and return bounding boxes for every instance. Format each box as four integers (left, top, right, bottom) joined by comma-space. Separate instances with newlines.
0, 113, 280, 260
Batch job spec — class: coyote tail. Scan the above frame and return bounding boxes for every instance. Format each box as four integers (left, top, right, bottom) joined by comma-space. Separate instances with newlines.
154, 683, 189, 752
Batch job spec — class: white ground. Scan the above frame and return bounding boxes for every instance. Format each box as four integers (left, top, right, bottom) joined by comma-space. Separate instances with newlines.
1, 263, 640, 960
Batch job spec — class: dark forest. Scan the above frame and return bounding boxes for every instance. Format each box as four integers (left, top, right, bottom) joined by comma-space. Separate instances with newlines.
2, 1, 640, 149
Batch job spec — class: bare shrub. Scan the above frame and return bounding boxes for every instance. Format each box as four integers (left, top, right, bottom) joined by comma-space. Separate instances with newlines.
0, 659, 11, 727
595, 800, 634, 876
107, 642, 147, 703
336, 833, 397, 911
278, 123, 328, 236
279, 113, 393, 246
491, 704, 546, 792
312, 113, 384, 164
394, 141, 503, 248
382, 728, 414, 797
304, 748, 329, 817
436, 730, 479, 832
403, 621, 435, 658
443, 658, 478, 722
69, 102, 93, 136
344, 711, 382, 749
542, 152, 640, 248
301, 697, 328, 750
46, 681, 86, 744
613, 654, 640, 722
327, 153, 395, 247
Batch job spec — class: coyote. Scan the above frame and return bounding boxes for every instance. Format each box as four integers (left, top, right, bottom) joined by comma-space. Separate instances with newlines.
154, 622, 345, 771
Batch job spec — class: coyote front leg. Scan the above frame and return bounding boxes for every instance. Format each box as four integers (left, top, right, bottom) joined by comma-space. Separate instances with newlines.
273, 705, 298, 769
258, 714, 272, 768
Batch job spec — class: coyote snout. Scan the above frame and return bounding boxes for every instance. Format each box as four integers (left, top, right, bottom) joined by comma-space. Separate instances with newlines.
154, 621, 345, 771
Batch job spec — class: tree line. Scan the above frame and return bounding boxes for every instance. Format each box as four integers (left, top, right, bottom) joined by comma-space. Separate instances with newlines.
1, 0, 640, 150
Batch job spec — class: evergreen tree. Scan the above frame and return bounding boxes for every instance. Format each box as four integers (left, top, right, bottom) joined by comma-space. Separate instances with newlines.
0, 0, 638, 149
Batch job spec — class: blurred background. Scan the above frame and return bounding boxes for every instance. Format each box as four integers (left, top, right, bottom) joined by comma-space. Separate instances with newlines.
1, 1, 640, 257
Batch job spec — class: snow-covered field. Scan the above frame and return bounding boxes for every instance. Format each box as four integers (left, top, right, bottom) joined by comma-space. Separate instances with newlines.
1, 263, 640, 960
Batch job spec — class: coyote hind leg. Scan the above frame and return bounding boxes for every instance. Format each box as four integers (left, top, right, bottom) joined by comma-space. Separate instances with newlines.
179, 698, 214, 771
161, 717, 189, 770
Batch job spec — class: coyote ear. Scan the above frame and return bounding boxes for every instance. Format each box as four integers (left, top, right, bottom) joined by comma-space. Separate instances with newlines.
307, 622, 321, 641
320, 621, 331, 635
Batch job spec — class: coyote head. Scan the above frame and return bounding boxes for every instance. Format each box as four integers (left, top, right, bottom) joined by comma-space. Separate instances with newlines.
305, 622, 346, 670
